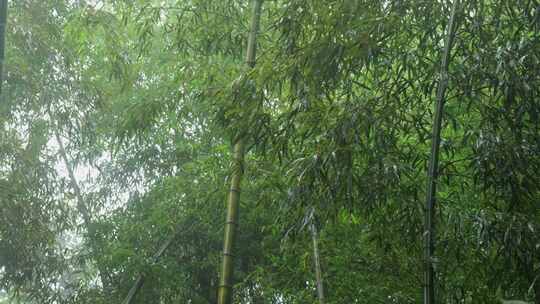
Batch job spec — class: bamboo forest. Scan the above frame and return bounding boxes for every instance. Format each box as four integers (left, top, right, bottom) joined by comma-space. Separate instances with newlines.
1, 0, 539, 303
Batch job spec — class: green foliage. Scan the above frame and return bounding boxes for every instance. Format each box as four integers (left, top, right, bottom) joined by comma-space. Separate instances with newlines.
1, 0, 539, 303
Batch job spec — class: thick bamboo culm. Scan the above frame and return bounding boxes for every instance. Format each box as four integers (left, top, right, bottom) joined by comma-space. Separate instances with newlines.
217, 1, 263, 304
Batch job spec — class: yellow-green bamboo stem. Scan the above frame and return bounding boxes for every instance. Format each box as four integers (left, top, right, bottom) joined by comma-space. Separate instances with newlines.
218, 139, 245, 304
217, 1, 262, 303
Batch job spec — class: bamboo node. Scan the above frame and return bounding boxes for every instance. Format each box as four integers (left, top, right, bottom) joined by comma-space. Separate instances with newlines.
222, 251, 236, 257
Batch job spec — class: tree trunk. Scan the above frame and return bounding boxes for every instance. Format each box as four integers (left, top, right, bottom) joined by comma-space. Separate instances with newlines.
423, 1, 460, 304
310, 221, 325, 304
217, 1, 262, 304
0, 0, 7, 97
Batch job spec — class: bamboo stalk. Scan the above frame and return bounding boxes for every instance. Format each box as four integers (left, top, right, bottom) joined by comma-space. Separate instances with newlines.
423, 1, 460, 304
53, 128, 113, 295
534, 278, 540, 304
217, 1, 263, 303
310, 220, 325, 304
0, 0, 7, 98
53, 130, 91, 225
122, 236, 175, 304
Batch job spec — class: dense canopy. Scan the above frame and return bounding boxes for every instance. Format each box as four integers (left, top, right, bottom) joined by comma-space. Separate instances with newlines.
1, 0, 539, 303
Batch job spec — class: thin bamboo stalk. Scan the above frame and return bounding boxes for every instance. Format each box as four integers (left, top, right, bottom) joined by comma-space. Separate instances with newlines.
53, 128, 113, 296
0, 0, 7, 98
423, 1, 460, 303
310, 221, 325, 304
122, 236, 175, 304
53, 130, 91, 225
